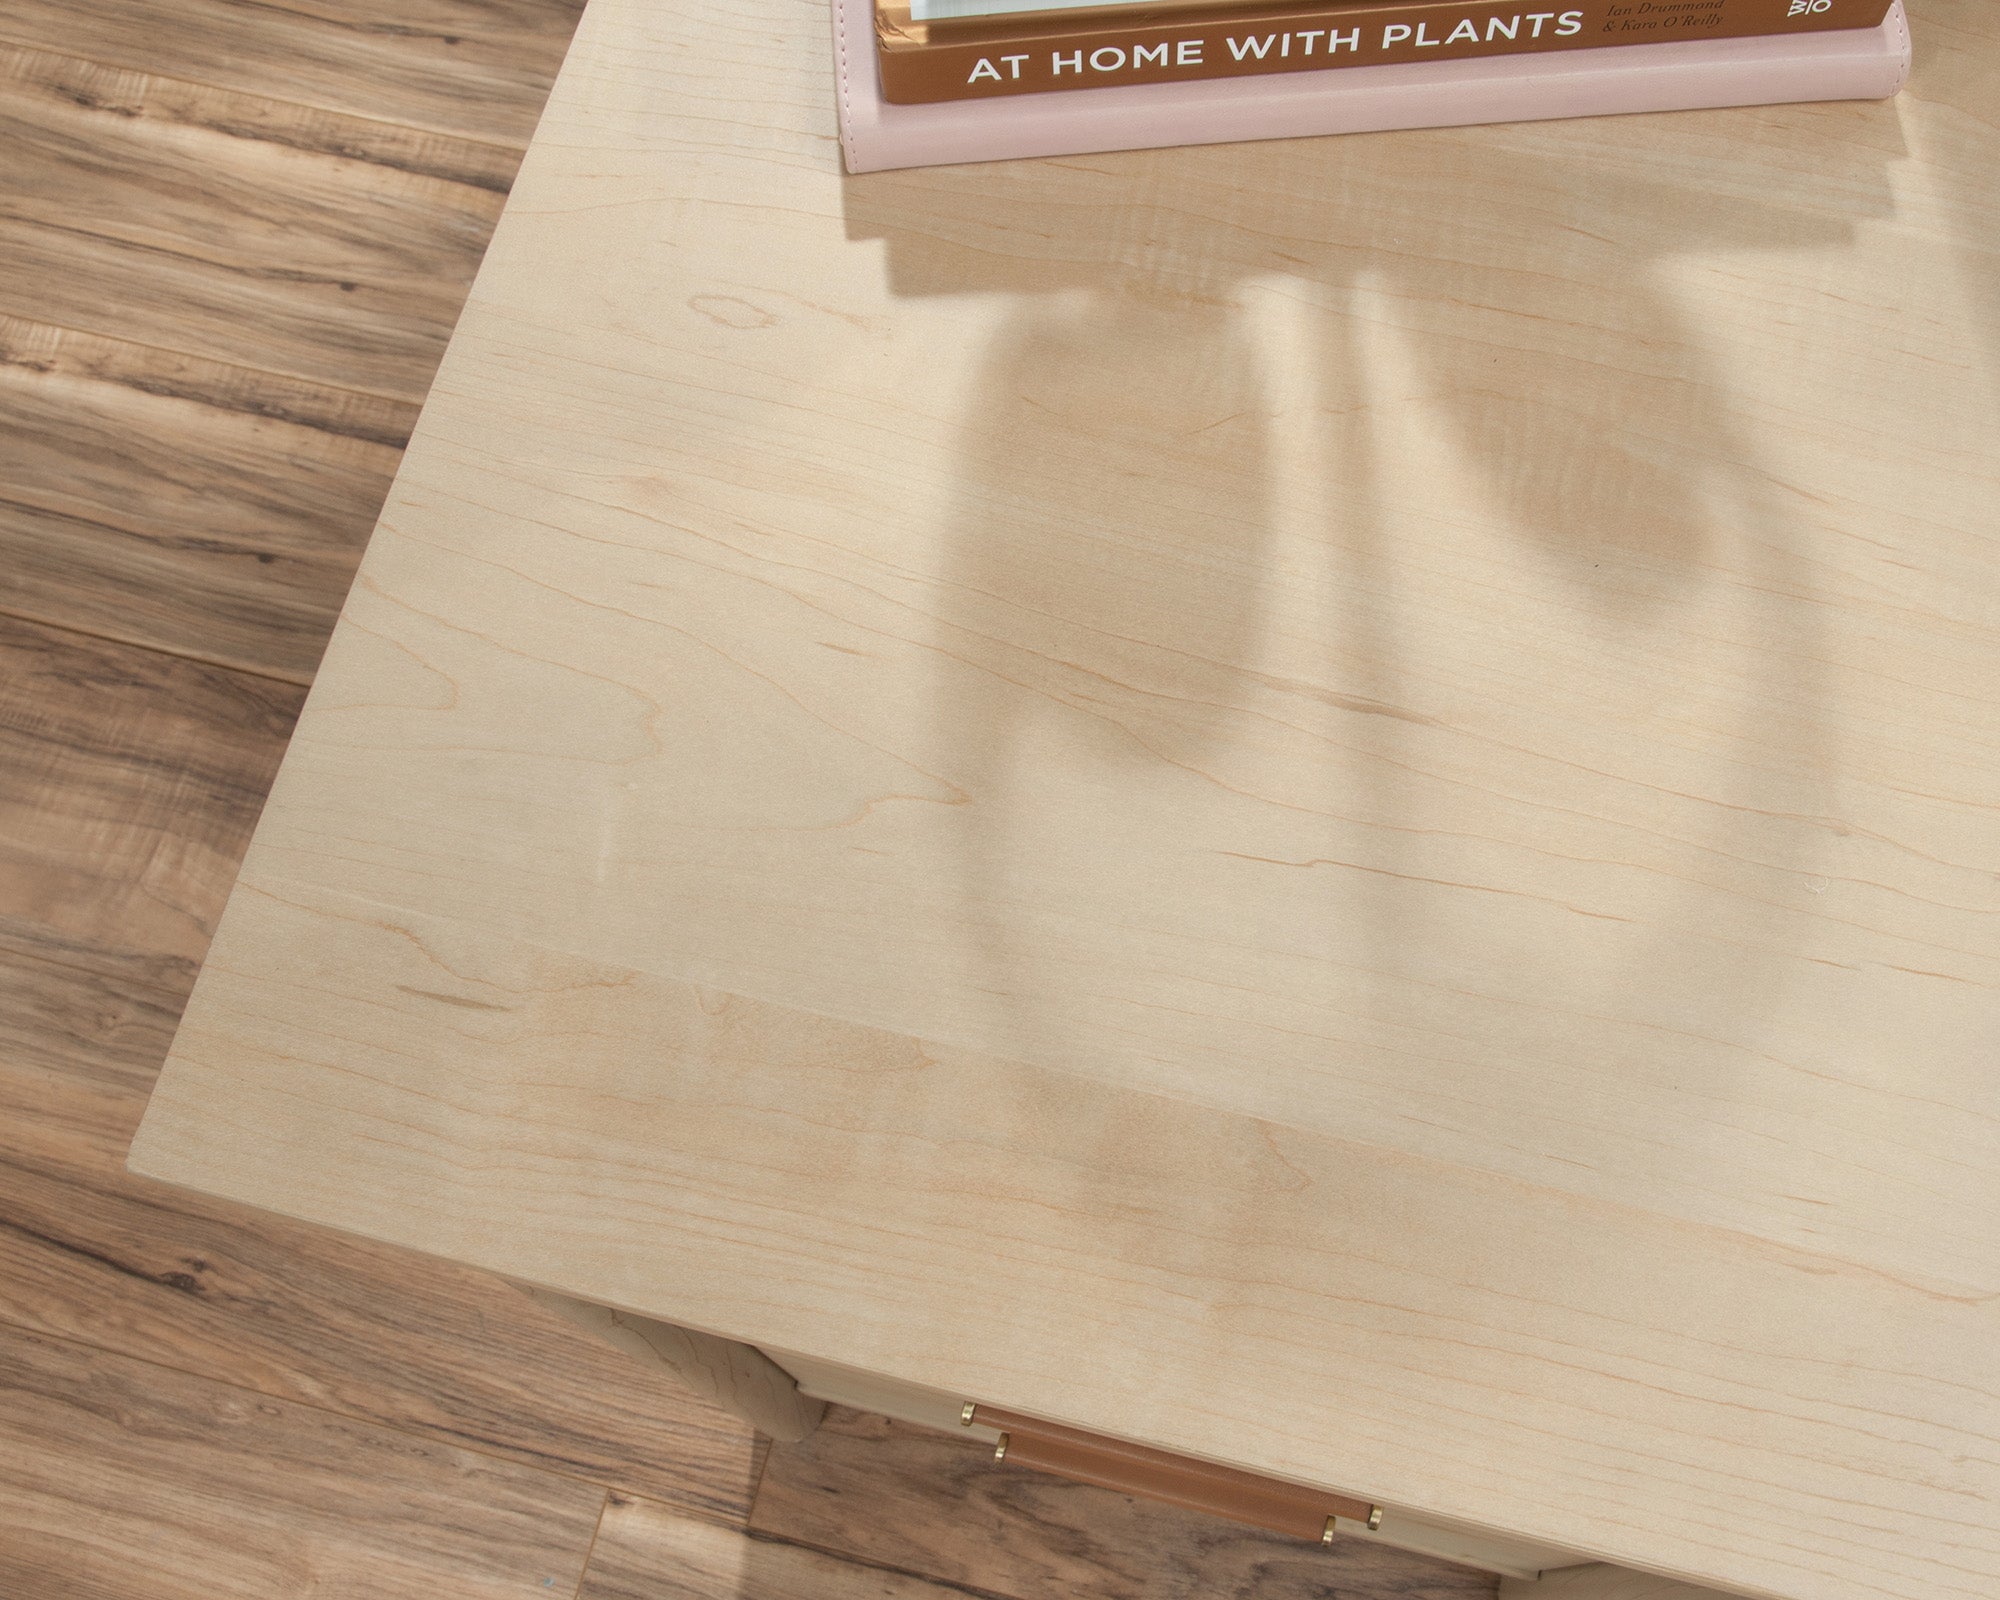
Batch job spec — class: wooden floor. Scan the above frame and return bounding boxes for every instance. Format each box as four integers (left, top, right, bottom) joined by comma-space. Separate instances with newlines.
0, 6, 1502, 1596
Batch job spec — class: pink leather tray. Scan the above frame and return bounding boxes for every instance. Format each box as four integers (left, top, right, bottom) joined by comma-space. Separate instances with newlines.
833, 0, 1909, 172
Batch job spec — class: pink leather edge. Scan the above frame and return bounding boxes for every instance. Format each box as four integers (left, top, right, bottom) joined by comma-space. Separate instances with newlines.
834, 0, 1910, 172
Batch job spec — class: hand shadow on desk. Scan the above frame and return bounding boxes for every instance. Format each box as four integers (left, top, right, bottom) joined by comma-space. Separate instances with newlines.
837, 113, 1903, 1211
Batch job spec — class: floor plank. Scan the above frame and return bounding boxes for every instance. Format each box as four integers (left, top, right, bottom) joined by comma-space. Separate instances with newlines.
0, 1, 651, 1593
0, 616, 304, 989
0, 1322, 606, 1600
0, 944, 767, 1526
0, 315, 398, 681
751, 1408, 1498, 1600
0, 311, 421, 444
0, 43, 506, 402
0, 43, 523, 193
0, 0, 579, 150
582, 1493, 980, 1600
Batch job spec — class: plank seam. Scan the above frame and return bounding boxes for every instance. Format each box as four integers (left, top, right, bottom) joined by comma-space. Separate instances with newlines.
0, 597, 322, 689
0, 30, 534, 180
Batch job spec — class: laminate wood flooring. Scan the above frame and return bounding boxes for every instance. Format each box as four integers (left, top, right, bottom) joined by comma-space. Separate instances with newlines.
0, 0, 580, 147
0, 613, 303, 990
0, 2, 1512, 1596
1, 314, 407, 681
0, 44, 509, 400
0, 1323, 607, 1600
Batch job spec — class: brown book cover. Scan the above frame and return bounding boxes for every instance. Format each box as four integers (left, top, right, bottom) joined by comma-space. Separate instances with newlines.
875, 0, 1896, 103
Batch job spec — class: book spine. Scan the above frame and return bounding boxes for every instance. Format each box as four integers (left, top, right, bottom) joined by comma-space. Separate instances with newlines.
876, 0, 1894, 103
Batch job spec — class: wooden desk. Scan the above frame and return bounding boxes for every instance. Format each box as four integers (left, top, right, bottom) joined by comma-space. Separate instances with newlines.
130, 3, 2000, 1597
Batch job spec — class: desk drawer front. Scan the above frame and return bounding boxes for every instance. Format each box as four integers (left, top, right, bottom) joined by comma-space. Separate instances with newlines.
971, 1403, 1374, 1541
768, 1348, 1590, 1578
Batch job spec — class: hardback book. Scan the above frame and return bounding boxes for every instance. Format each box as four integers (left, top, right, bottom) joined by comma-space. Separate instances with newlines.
875, 0, 1896, 103
834, 0, 1908, 171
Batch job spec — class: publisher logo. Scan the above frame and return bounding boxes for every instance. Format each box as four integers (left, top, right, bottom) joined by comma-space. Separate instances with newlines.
1788, 0, 1832, 14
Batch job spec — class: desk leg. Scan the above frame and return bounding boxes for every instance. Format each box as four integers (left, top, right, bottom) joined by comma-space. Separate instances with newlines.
516, 1284, 826, 1442
1500, 1565, 1746, 1600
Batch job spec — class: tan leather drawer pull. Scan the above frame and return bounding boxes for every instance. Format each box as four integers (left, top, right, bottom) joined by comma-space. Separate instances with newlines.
967, 1405, 1376, 1542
